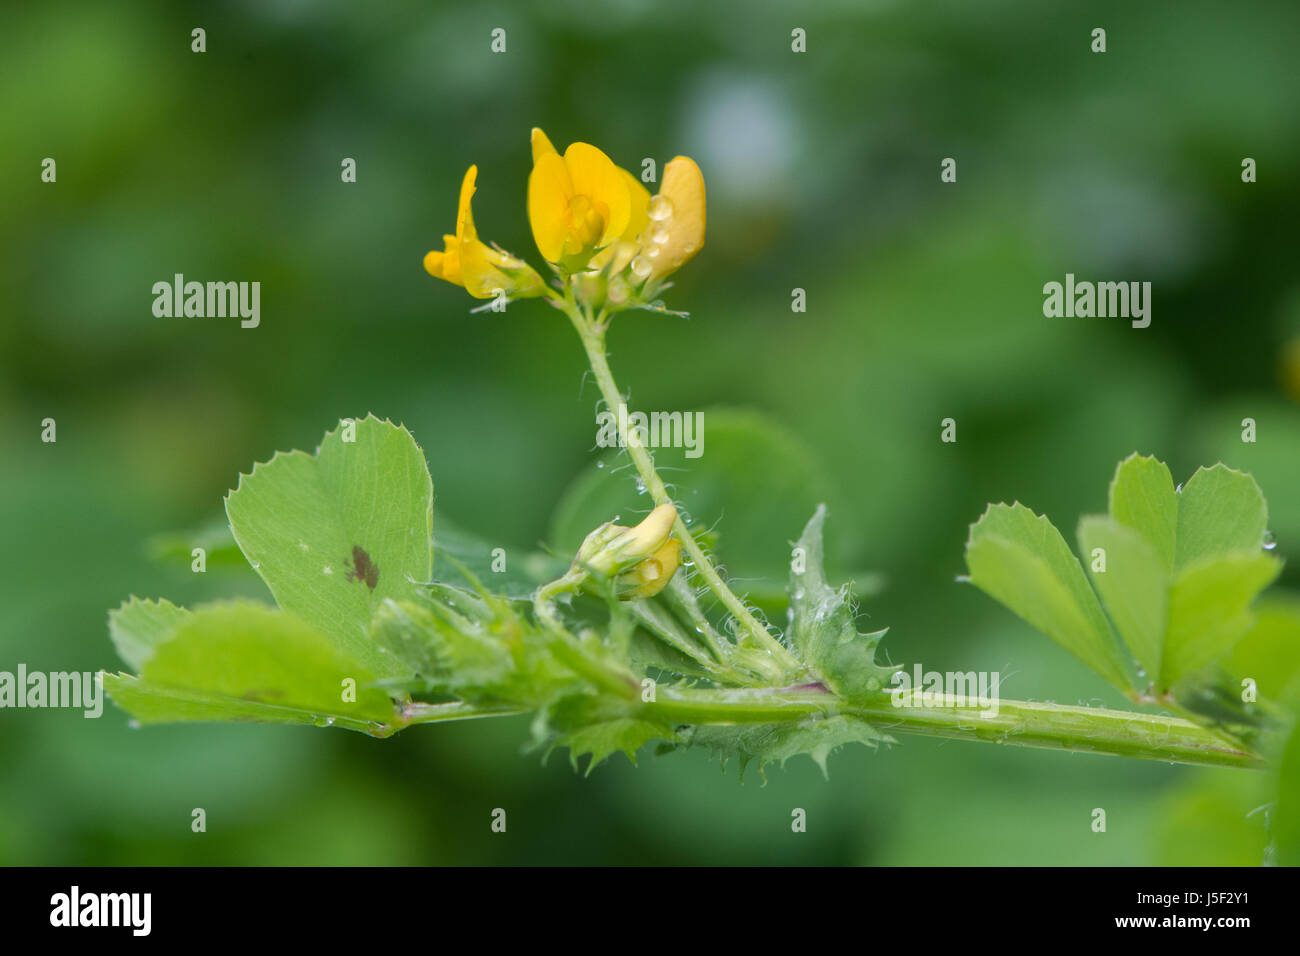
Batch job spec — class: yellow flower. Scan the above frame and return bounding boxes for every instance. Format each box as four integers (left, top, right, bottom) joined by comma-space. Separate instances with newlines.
572, 504, 682, 600
424, 165, 543, 300
528, 128, 650, 269
630, 156, 706, 283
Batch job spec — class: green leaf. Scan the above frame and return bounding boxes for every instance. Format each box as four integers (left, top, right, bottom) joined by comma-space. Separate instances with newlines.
972, 459, 1281, 697
1163, 553, 1282, 686
1276, 717, 1300, 866
1174, 464, 1268, 571
1108, 453, 1177, 572
1085, 458, 1280, 693
684, 715, 886, 781
1226, 594, 1300, 708
224, 415, 432, 679
108, 596, 191, 671
1078, 516, 1167, 681
790, 505, 894, 698
104, 600, 399, 734
966, 502, 1132, 692
549, 409, 840, 607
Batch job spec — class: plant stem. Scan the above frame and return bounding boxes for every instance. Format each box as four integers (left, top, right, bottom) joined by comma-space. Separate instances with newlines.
401, 701, 527, 724
646, 687, 1262, 771
565, 306, 802, 678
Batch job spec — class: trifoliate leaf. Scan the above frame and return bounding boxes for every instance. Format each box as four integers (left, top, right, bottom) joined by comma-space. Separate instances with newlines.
965, 502, 1133, 692
224, 415, 432, 679
108, 596, 191, 671
1079, 457, 1280, 693
104, 600, 399, 735
789, 505, 894, 698
685, 715, 886, 781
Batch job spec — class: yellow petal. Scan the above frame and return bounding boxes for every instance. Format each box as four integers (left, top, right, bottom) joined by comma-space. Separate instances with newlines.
457, 165, 479, 239
423, 249, 447, 278
459, 238, 544, 301
646, 156, 706, 279
528, 151, 575, 263
619, 167, 651, 244
563, 142, 630, 249
424, 234, 463, 285
531, 127, 558, 163
458, 238, 506, 299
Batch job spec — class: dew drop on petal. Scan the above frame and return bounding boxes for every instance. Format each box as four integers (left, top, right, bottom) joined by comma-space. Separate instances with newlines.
630, 256, 653, 279
648, 195, 673, 221
1263, 530, 1277, 551
650, 224, 671, 245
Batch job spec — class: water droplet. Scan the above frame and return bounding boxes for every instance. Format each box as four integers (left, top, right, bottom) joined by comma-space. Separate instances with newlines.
634, 479, 646, 494
646, 246, 660, 258
650, 223, 671, 245
630, 256, 653, 279
323, 566, 334, 575
596, 460, 605, 469
127, 720, 141, 730
298, 542, 309, 551
1263, 530, 1277, 551
250, 560, 261, 570
1175, 483, 1184, 494
648, 195, 673, 221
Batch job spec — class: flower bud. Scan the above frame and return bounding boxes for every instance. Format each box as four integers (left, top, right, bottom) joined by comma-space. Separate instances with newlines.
615, 537, 682, 599
573, 503, 679, 594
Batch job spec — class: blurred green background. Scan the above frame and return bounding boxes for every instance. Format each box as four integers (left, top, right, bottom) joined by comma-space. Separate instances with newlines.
2, 0, 1298, 865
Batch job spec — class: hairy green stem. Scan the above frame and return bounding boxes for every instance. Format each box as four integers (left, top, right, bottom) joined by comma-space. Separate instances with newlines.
564, 305, 801, 678
401, 687, 1259, 769
647, 688, 1261, 770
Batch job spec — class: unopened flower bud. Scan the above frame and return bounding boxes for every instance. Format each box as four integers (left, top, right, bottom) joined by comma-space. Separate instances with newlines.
572, 503, 679, 595
616, 537, 682, 599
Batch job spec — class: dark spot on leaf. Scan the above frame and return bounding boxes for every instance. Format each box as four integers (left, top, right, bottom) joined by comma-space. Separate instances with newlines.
345, 545, 379, 591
